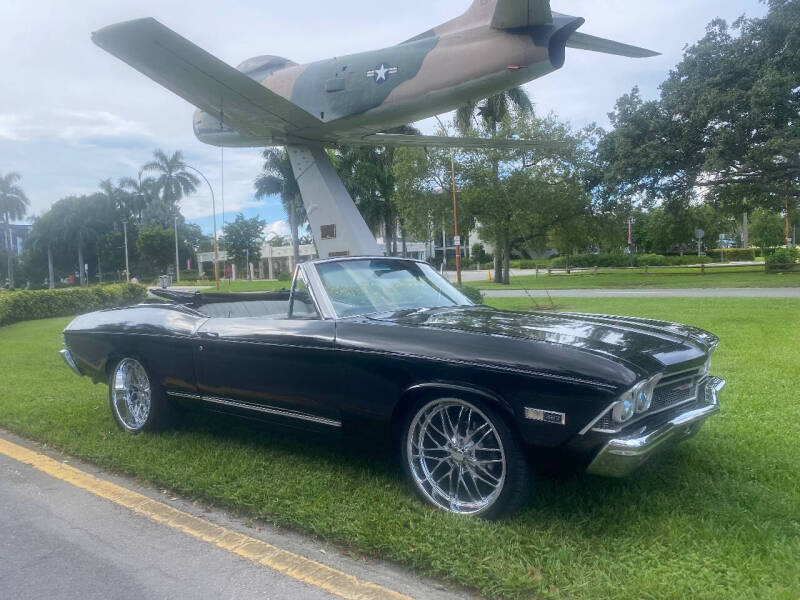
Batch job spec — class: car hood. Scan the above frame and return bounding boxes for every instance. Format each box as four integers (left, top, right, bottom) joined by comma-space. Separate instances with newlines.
367, 306, 718, 374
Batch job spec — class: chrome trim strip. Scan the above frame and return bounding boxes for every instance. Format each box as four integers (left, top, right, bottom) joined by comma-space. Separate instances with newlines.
300, 263, 337, 321
579, 401, 618, 435
166, 391, 202, 401
166, 391, 342, 428
59, 349, 82, 377
586, 377, 724, 478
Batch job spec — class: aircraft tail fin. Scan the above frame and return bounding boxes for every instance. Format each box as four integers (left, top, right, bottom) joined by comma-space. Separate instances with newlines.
491, 0, 553, 29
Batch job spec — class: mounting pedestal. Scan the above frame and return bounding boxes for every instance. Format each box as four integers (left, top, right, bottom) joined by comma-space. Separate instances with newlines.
287, 144, 381, 258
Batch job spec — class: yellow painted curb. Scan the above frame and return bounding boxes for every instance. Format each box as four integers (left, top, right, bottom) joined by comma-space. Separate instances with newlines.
0, 437, 412, 600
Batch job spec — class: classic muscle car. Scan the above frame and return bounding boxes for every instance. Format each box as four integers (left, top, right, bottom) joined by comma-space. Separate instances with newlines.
61, 257, 724, 518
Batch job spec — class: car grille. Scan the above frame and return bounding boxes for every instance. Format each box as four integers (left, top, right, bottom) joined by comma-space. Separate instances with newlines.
593, 368, 705, 432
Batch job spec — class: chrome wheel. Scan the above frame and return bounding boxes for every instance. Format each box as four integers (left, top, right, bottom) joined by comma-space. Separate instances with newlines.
407, 398, 506, 515
111, 359, 151, 431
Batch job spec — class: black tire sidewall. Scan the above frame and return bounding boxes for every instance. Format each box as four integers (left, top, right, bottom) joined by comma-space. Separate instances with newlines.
400, 395, 532, 520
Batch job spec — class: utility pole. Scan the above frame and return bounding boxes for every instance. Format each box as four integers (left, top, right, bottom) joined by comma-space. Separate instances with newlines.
122, 220, 130, 283
185, 165, 220, 291
174, 216, 180, 284
450, 152, 462, 285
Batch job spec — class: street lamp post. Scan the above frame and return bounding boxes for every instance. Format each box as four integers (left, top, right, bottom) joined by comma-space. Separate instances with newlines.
173, 216, 180, 284
122, 220, 130, 283
185, 165, 220, 291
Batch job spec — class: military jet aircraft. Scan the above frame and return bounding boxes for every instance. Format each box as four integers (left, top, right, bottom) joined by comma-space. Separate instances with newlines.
93, 0, 658, 257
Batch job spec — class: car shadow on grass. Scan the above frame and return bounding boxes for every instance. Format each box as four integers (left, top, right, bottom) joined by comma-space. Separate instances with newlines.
169, 406, 751, 536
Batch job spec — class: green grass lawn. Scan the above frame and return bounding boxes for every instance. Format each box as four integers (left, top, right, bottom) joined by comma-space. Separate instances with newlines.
468, 266, 800, 290
181, 280, 291, 293
1, 299, 798, 599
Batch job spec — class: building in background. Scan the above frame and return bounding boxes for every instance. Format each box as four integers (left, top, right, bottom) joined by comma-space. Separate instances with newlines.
1, 223, 32, 256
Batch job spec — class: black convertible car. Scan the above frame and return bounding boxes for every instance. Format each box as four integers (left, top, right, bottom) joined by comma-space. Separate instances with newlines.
61, 257, 724, 518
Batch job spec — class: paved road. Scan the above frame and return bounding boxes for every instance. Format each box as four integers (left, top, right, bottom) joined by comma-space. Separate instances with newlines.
482, 287, 800, 298
0, 433, 469, 600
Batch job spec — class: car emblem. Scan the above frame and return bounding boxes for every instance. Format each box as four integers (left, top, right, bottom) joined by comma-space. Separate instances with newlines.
366, 63, 398, 84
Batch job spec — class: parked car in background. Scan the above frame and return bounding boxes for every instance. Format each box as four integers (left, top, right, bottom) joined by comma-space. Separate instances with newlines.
61, 257, 724, 518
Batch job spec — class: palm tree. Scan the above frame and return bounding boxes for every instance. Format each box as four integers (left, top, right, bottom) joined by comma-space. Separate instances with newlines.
28, 211, 59, 289
455, 86, 533, 135
0, 172, 30, 287
335, 124, 420, 256
254, 149, 306, 265
97, 179, 131, 227
61, 197, 100, 286
456, 87, 532, 284
143, 150, 200, 206
120, 171, 158, 223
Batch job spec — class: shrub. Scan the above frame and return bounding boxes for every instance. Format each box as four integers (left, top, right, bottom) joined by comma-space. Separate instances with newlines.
549, 253, 712, 269
0, 284, 147, 328
765, 247, 799, 271
708, 248, 757, 262
276, 272, 292, 282
455, 284, 484, 305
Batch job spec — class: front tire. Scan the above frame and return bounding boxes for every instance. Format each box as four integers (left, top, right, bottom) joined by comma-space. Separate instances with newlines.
108, 358, 172, 433
401, 397, 531, 519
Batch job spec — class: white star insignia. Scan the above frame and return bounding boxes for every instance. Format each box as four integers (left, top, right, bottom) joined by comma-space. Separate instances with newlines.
366, 64, 398, 83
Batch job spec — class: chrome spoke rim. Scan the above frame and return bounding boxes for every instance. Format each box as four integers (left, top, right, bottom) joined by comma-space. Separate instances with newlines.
408, 399, 506, 515
112, 359, 151, 431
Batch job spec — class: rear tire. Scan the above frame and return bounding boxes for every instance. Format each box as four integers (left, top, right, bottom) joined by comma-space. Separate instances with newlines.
400, 396, 531, 519
108, 357, 174, 433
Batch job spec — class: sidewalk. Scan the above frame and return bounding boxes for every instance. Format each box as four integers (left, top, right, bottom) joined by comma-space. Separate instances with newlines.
482, 288, 800, 298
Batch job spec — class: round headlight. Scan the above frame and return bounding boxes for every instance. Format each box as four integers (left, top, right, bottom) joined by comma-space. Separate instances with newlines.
612, 397, 636, 423
634, 385, 651, 413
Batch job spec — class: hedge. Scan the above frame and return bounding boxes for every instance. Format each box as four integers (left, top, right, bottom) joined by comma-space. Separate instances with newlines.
765, 247, 799, 272
708, 248, 757, 261
0, 284, 147, 328
454, 284, 484, 305
550, 253, 712, 269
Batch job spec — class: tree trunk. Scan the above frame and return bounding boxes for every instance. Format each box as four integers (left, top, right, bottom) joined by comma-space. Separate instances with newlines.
502, 236, 511, 285
5, 217, 13, 288
494, 234, 503, 283
78, 233, 85, 287
48, 246, 55, 289
289, 194, 300, 266
400, 220, 408, 258
742, 212, 749, 247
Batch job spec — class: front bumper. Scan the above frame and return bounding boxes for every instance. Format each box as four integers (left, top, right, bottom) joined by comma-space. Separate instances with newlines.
60, 349, 82, 377
586, 377, 725, 478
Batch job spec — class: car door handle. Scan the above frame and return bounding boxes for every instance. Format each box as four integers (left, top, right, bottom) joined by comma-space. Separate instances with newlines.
200, 331, 220, 339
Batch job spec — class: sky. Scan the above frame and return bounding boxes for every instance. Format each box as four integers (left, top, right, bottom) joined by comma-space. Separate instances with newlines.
0, 0, 768, 236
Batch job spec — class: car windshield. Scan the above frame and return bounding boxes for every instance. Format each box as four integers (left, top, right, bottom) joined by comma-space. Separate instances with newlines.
315, 259, 473, 318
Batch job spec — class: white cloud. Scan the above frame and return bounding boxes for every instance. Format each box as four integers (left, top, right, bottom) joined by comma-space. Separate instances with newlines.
264, 220, 290, 240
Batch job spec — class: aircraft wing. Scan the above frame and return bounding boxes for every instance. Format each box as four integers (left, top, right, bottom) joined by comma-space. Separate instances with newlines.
92, 18, 321, 138
339, 133, 564, 150
566, 32, 660, 58
491, 0, 553, 29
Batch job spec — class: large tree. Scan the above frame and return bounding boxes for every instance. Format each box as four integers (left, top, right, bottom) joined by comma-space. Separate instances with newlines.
0, 172, 30, 287
455, 86, 533, 281
598, 1, 800, 221
143, 149, 200, 206
222, 214, 266, 277
254, 149, 306, 264
120, 171, 158, 223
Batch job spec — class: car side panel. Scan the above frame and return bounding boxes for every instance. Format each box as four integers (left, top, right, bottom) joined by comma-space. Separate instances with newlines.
63, 306, 204, 395
333, 320, 618, 447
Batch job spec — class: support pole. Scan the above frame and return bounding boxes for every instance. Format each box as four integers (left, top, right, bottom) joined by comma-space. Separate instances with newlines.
287, 144, 380, 258
450, 152, 461, 285
122, 221, 130, 283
